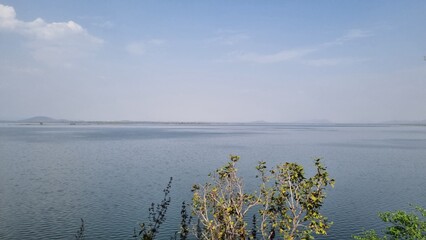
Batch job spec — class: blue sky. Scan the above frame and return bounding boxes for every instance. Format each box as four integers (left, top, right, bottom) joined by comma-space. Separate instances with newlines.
1, 1, 425, 122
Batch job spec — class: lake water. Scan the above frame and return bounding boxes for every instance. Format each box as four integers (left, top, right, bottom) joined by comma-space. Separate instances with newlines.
0, 123, 425, 239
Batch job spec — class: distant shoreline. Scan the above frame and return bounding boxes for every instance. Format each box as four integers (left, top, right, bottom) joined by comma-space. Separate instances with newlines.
1, 120, 425, 127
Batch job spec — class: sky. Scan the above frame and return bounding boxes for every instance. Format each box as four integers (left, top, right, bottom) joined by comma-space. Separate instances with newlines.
0, 1, 425, 122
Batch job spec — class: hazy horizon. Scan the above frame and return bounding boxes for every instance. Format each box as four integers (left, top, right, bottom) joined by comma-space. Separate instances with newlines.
2, 115, 426, 124
1, 1, 426, 123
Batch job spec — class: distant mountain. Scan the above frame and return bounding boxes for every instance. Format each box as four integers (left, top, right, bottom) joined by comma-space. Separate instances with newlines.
19, 116, 68, 123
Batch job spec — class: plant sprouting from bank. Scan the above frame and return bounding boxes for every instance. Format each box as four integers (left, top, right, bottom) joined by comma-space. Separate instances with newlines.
170, 201, 192, 240
135, 177, 173, 240
75, 218, 85, 240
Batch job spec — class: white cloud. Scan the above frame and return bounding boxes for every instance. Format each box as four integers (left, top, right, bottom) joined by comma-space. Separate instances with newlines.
0, 4, 103, 66
27, 18, 83, 40
0, 4, 16, 27
0, 4, 101, 42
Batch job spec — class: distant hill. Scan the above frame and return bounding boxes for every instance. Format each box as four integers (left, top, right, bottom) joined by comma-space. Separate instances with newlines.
19, 116, 68, 123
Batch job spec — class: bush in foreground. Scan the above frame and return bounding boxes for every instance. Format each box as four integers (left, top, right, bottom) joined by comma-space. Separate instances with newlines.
191, 155, 334, 239
353, 206, 426, 240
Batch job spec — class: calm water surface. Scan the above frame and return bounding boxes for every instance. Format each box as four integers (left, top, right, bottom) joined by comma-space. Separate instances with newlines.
0, 123, 425, 239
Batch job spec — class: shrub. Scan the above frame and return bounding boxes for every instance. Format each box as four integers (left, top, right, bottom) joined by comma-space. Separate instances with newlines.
192, 155, 334, 239
135, 177, 173, 240
353, 206, 426, 240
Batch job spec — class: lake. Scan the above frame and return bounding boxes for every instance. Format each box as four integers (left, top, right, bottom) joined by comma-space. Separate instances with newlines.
0, 123, 425, 239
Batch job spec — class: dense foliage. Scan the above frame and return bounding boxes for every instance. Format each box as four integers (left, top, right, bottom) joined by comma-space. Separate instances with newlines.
353, 206, 426, 240
191, 155, 334, 239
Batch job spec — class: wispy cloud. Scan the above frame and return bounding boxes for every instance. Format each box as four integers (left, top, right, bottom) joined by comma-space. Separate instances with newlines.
207, 34, 249, 46
206, 29, 250, 46
302, 57, 369, 67
323, 29, 372, 46
235, 48, 315, 63
232, 29, 372, 65
1, 65, 44, 76
0, 4, 103, 66
125, 42, 146, 55
92, 20, 114, 29
78, 16, 115, 29
125, 39, 166, 56
302, 58, 345, 67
